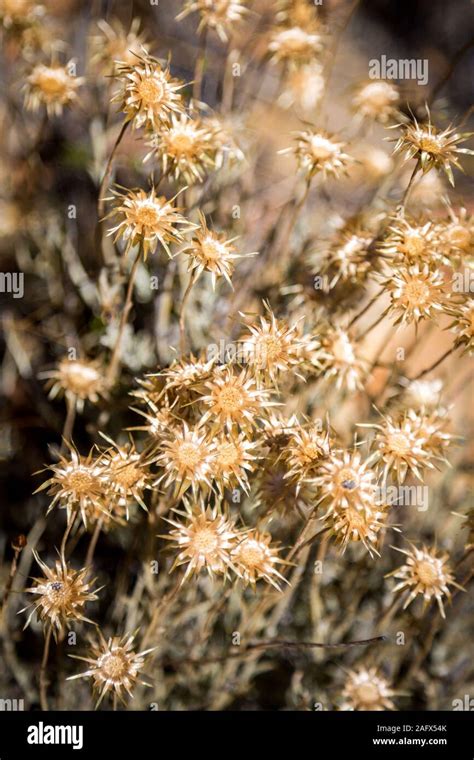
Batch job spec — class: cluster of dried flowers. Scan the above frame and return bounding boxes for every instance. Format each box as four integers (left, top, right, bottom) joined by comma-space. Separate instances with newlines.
0, 0, 472, 711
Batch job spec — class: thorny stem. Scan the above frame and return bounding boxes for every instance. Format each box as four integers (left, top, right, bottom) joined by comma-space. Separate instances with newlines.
179, 270, 198, 355
411, 345, 458, 381
0, 538, 25, 621
98, 120, 129, 219
39, 625, 52, 711
356, 312, 386, 342
106, 248, 141, 385
60, 512, 77, 560
400, 158, 421, 209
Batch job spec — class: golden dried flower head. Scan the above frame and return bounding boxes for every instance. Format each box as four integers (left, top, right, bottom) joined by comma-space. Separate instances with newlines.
353, 144, 394, 181
316, 449, 378, 514
24, 60, 84, 117
35, 444, 109, 527
114, 52, 185, 130
42, 357, 109, 413
68, 631, 154, 706
367, 411, 432, 483
380, 216, 440, 266
269, 27, 323, 65
388, 543, 462, 618
241, 309, 307, 384
325, 499, 387, 556
177, 0, 248, 43
439, 207, 474, 260
340, 668, 397, 711
283, 129, 352, 182
391, 115, 474, 186
199, 367, 273, 432
211, 432, 257, 494
100, 436, 151, 515
145, 113, 218, 185
182, 212, 256, 288
106, 186, 192, 259
90, 18, 148, 72
231, 530, 288, 589
163, 500, 238, 582
22, 552, 98, 635
352, 80, 399, 124
382, 263, 448, 325
284, 423, 330, 485
448, 298, 474, 355
154, 422, 214, 498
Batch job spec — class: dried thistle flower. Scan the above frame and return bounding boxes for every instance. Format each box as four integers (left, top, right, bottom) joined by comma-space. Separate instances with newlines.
24, 60, 84, 117
381, 263, 448, 325
231, 530, 289, 589
240, 309, 307, 384
211, 432, 257, 494
198, 367, 273, 432
448, 299, 474, 355
154, 422, 214, 498
145, 113, 218, 185
100, 436, 151, 515
284, 423, 330, 485
340, 667, 397, 711
391, 115, 474, 186
325, 499, 388, 556
269, 27, 323, 66
312, 218, 377, 288
387, 543, 462, 618
366, 411, 432, 483
380, 216, 441, 267
182, 212, 256, 288
400, 378, 443, 412
352, 80, 399, 124
113, 52, 185, 130
282, 129, 352, 182
106, 186, 192, 259
21, 552, 99, 635
90, 18, 149, 72
42, 357, 109, 413
35, 444, 109, 527
176, 0, 248, 43
68, 631, 154, 706
438, 207, 474, 260
315, 449, 378, 514
163, 500, 238, 582
279, 63, 325, 113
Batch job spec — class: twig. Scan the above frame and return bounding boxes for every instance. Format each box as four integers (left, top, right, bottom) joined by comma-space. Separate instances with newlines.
411, 345, 458, 381
106, 248, 141, 384
39, 626, 53, 711
97, 120, 129, 219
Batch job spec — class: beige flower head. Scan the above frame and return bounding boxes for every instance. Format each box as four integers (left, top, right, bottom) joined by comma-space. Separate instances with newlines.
106, 186, 192, 259
145, 113, 219, 185
182, 212, 256, 288
199, 367, 273, 432
176, 0, 248, 43
114, 52, 185, 130
154, 422, 214, 498
42, 357, 109, 413
269, 27, 323, 65
340, 668, 397, 711
283, 129, 352, 182
163, 500, 238, 582
387, 543, 462, 618
391, 115, 474, 186
352, 80, 399, 124
231, 530, 288, 590
68, 631, 154, 707
382, 263, 448, 325
90, 18, 149, 73
22, 552, 99, 636
24, 60, 84, 117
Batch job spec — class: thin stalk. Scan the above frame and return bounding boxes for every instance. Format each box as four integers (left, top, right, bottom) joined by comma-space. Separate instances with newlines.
85, 518, 103, 569
60, 397, 76, 452
179, 270, 198, 354
411, 344, 458, 381
39, 626, 52, 711
106, 248, 141, 384
98, 120, 129, 219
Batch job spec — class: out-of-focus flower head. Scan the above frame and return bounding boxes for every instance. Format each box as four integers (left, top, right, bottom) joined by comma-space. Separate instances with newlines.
176, 0, 248, 43
24, 59, 84, 117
